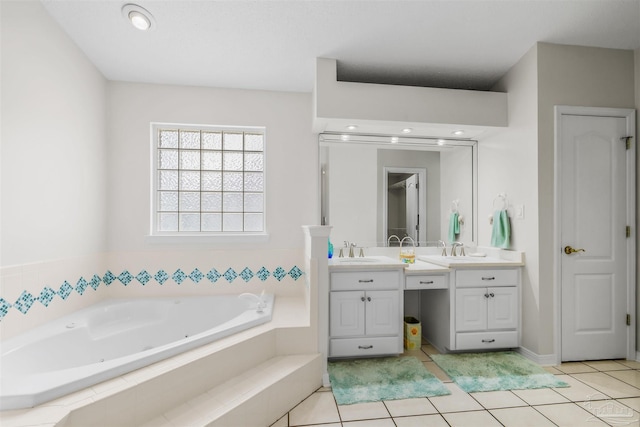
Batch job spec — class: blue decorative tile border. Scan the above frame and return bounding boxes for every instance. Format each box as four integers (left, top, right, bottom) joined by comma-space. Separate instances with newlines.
0, 265, 304, 320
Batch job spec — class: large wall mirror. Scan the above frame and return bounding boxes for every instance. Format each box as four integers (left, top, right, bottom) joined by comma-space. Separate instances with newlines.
320, 133, 477, 247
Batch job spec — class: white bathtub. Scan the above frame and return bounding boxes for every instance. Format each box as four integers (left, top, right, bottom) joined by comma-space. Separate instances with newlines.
0, 293, 274, 411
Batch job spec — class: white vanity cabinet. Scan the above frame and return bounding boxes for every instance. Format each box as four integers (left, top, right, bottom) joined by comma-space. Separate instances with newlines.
329, 269, 403, 358
454, 268, 519, 350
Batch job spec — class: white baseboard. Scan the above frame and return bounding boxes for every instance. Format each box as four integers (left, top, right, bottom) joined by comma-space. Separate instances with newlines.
516, 346, 559, 366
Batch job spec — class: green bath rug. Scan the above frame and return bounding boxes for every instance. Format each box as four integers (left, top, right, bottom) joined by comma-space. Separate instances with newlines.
327, 356, 450, 405
431, 351, 569, 393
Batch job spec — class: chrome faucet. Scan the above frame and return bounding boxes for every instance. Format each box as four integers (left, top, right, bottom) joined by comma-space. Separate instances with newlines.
239, 291, 266, 313
451, 242, 465, 256
387, 235, 401, 247
437, 240, 447, 256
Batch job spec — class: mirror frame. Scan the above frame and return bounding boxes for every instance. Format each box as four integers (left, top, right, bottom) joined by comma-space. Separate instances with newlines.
319, 133, 478, 247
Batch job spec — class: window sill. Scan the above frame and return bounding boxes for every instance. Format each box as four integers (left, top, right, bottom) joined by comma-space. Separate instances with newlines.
146, 233, 270, 245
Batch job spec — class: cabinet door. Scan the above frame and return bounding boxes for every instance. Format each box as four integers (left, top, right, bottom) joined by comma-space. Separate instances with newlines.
330, 291, 365, 337
365, 290, 399, 336
487, 286, 518, 330
455, 288, 488, 332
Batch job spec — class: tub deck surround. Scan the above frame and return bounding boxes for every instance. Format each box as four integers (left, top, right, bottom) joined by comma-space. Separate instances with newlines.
0, 294, 276, 411
0, 296, 317, 427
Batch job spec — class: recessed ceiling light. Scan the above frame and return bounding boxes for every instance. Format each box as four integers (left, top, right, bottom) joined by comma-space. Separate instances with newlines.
346, 125, 358, 131
401, 128, 412, 134
391, 137, 399, 143
437, 139, 446, 145
122, 4, 155, 31
452, 130, 465, 136
340, 134, 350, 141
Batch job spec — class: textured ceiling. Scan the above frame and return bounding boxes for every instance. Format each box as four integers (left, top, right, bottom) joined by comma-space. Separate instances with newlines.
41, 0, 640, 93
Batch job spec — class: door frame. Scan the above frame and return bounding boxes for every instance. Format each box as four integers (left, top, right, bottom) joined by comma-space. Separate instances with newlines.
382, 167, 427, 245
553, 105, 636, 364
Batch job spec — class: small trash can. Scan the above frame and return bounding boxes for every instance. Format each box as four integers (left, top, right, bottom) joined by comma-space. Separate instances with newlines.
404, 316, 421, 350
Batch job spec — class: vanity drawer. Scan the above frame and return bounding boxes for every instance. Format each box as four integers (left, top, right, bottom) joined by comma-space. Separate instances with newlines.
455, 269, 519, 288
455, 331, 518, 350
329, 337, 400, 357
331, 270, 401, 291
405, 274, 448, 290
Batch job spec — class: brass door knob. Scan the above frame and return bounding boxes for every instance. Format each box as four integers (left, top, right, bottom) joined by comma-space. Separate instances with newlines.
564, 246, 586, 255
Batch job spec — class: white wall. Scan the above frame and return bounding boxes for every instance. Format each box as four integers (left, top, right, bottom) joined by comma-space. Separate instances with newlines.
106, 82, 316, 253
327, 145, 377, 246
482, 45, 540, 353
483, 43, 636, 359
1, 0, 108, 266
0, 0, 108, 338
536, 43, 636, 356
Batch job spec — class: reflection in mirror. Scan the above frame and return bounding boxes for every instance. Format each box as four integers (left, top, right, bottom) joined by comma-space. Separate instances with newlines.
384, 168, 426, 245
320, 133, 477, 248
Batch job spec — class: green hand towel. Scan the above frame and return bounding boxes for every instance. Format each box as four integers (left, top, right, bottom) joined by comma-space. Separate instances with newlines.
448, 212, 460, 243
491, 210, 510, 248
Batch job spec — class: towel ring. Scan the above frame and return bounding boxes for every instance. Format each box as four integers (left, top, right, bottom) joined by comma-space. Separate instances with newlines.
493, 193, 508, 210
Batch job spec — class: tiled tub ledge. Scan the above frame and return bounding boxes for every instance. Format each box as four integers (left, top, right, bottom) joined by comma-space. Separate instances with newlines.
0, 296, 320, 427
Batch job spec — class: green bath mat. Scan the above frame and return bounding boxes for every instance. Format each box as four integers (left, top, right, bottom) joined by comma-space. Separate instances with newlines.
431, 351, 569, 393
327, 356, 450, 405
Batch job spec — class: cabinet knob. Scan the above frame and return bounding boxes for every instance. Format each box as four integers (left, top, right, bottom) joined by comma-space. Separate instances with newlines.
484, 293, 490, 298
367, 296, 371, 302
360, 296, 366, 302
489, 293, 495, 298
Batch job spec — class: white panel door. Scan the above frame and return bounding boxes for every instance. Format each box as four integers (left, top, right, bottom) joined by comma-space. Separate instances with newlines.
560, 113, 629, 361
455, 288, 487, 332
365, 290, 399, 336
487, 287, 518, 330
330, 291, 365, 337
405, 174, 419, 242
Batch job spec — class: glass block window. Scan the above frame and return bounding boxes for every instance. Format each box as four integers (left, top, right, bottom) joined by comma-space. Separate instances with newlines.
152, 124, 265, 234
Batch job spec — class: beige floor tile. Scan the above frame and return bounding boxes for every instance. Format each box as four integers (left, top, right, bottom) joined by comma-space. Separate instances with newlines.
393, 414, 449, 427
512, 387, 570, 405
535, 402, 609, 426
443, 410, 503, 427
620, 360, 640, 369
542, 365, 563, 375
428, 383, 484, 413
583, 360, 630, 371
606, 369, 640, 388
383, 397, 437, 417
555, 362, 598, 374
343, 418, 396, 427
403, 349, 430, 362
618, 397, 640, 412
338, 401, 390, 421
289, 391, 340, 426
490, 406, 556, 427
423, 361, 452, 382
582, 399, 640, 426
421, 344, 441, 355
572, 372, 640, 399
552, 374, 604, 402
470, 390, 528, 409
269, 414, 288, 427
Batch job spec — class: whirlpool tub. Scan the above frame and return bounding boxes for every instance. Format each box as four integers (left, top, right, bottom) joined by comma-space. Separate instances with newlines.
0, 293, 274, 410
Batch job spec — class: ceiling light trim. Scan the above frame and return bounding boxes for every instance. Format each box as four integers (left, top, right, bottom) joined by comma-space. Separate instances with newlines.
122, 4, 155, 31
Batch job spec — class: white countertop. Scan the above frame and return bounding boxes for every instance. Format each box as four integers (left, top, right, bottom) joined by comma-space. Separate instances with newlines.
328, 248, 524, 270
417, 255, 525, 268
